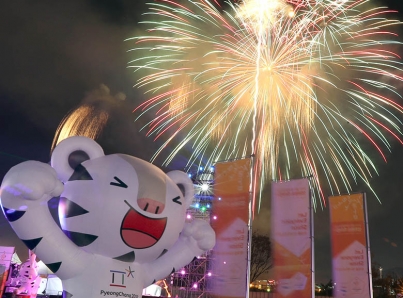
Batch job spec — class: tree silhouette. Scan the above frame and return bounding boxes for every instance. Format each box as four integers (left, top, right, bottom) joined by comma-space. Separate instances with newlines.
250, 232, 272, 282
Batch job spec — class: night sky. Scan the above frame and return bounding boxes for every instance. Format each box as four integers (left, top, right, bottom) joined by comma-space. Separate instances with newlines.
1, 0, 403, 285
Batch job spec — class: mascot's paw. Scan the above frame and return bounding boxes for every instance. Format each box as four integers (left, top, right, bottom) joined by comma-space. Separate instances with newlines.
1, 160, 64, 201
182, 219, 216, 252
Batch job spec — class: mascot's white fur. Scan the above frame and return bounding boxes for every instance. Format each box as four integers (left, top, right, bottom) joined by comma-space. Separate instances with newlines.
0, 136, 215, 298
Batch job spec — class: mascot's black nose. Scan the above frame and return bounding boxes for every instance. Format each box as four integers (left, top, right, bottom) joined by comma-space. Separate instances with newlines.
137, 198, 165, 214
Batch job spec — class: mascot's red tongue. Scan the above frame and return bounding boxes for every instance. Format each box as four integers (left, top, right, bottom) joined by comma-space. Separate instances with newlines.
121, 209, 167, 249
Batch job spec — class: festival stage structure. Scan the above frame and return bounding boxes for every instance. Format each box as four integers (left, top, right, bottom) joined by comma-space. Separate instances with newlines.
169, 166, 215, 298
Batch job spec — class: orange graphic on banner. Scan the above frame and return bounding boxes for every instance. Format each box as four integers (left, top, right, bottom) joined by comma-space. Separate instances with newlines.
271, 179, 312, 298
210, 158, 251, 298
329, 193, 371, 298
272, 179, 313, 298
212, 158, 250, 235
329, 194, 366, 256
273, 241, 312, 297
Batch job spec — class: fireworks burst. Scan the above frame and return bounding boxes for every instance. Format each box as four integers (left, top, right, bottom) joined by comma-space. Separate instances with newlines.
51, 85, 125, 151
127, 0, 403, 208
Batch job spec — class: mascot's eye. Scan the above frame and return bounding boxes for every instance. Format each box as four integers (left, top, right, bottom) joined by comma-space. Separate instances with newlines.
172, 196, 182, 205
110, 176, 128, 188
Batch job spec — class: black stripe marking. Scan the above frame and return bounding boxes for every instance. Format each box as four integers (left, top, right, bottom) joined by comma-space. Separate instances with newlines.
48, 197, 61, 229
46, 262, 62, 273
22, 238, 43, 250
62, 230, 98, 247
68, 164, 93, 181
110, 176, 128, 188
3, 208, 26, 222
113, 251, 135, 263
59, 197, 89, 218
157, 249, 168, 259
172, 196, 182, 205
63, 290, 73, 298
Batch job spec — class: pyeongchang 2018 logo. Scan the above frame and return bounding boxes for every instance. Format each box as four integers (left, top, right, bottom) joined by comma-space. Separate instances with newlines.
100, 267, 137, 297
99, 290, 138, 298
109, 267, 135, 288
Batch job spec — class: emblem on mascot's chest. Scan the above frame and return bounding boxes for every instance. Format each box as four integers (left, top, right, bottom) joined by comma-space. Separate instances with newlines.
98, 267, 138, 298
109, 266, 135, 287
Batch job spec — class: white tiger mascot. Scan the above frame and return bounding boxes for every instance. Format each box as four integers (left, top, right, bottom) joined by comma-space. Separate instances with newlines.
0, 136, 216, 298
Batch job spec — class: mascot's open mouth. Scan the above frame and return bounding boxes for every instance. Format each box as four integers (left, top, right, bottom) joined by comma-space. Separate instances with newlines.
121, 200, 167, 249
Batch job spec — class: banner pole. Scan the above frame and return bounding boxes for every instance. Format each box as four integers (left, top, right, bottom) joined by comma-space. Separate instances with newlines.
309, 181, 315, 298
246, 155, 254, 298
364, 193, 374, 298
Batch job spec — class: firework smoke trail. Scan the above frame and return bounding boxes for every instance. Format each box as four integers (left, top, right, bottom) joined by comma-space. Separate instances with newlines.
127, 0, 403, 209
238, 0, 294, 210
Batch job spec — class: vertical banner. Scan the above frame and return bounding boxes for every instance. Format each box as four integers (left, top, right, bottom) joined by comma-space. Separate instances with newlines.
0, 246, 15, 297
210, 158, 251, 298
329, 193, 372, 298
271, 178, 313, 298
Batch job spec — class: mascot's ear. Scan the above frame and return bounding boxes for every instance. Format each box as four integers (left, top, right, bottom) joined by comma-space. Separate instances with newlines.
51, 136, 104, 182
166, 170, 194, 209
